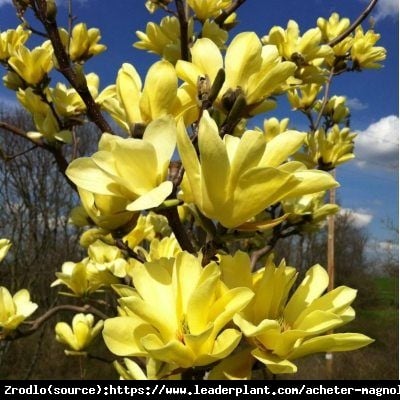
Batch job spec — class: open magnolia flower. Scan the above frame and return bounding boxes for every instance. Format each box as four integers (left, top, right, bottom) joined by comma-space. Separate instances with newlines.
218, 252, 373, 375
177, 111, 338, 228
0, 287, 38, 333
0, 25, 31, 61
55, 313, 103, 354
103, 251, 254, 374
51, 258, 119, 297
66, 115, 177, 224
176, 32, 296, 117
8, 42, 53, 85
99, 61, 179, 135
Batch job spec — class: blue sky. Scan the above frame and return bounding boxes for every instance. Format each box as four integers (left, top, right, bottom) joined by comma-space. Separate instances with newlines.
0, 0, 398, 250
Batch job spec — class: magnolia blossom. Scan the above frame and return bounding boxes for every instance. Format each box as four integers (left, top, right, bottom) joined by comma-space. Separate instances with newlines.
218, 252, 373, 375
177, 111, 338, 228
66, 116, 177, 226
8, 42, 53, 85
99, 61, 179, 134
176, 32, 297, 117
103, 251, 253, 374
55, 313, 103, 354
0, 287, 38, 333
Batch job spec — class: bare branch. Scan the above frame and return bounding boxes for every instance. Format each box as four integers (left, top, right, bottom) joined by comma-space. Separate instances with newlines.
175, 0, 190, 61
30, 0, 114, 134
0, 121, 76, 191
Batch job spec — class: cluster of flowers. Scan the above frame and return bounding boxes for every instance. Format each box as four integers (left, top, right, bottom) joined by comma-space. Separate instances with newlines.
0, 0, 386, 380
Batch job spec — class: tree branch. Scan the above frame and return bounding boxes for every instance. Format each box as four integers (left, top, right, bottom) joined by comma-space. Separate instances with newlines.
31, 0, 114, 134
175, 0, 190, 61
214, 0, 247, 27
0, 121, 76, 191
5, 304, 108, 341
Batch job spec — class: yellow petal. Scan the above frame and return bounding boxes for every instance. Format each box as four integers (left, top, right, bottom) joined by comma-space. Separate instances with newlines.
141, 334, 195, 368
125, 181, 173, 211
289, 333, 374, 360
219, 251, 253, 290
176, 119, 202, 202
66, 158, 120, 196
233, 314, 280, 337
140, 60, 177, 121
198, 111, 230, 210
143, 115, 177, 174
284, 264, 329, 325
190, 38, 223, 82
116, 63, 142, 125
103, 316, 154, 356
252, 348, 297, 374
261, 131, 306, 167
208, 348, 255, 380
225, 32, 262, 90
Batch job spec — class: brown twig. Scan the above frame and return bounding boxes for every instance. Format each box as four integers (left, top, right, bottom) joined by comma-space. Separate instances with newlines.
160, 207, 195, 253
175, 0, 190, 61
328, 0, 379, 47
30, 0, 114, 134
314, 66, 335, 131
214, 0, 247, 27
0, 120, 77, 191
5, 304, 108, 341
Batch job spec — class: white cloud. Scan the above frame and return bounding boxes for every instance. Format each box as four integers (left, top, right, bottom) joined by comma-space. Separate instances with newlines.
354, 115, 399, 170
346, 97, 368, 111
374, 0, 399, 21
340, 208, 374, 228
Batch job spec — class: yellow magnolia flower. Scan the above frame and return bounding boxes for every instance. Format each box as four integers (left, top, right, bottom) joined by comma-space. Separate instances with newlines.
51, 258, 119, 297
317, 13, 353, 60
262, 20, 333, 83
177, 111, 338, 228
0, 239, 12, 263
8, 42, 53, 85
103, 252, 253, 372
219, 252, 374, 374
88, 240, 129, 278
145, 0, 173, 14
114, 357, 180, 380
122, 212, 160, 249
282, 191, 339, 232
66, 116, 177, 217
99, 61, 178, 135
134, 235, 181, 264
287, 83, 322, 111
74, 189, 135, 231
296, 125, 357, 170
135, 16, 194, 64
55, 313, 103, 354
0, 287, 38, 333
315, 95, 349, 124
262, 117, 290, 142
262, 20, 333, 66
58, 23, 106, 63
201, 20, 229, 48
176, 33, 296, 117
187, 0, 232, 21
50, 73, 100, 117
0, 25, 31, 61
351, 26, 386, 70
